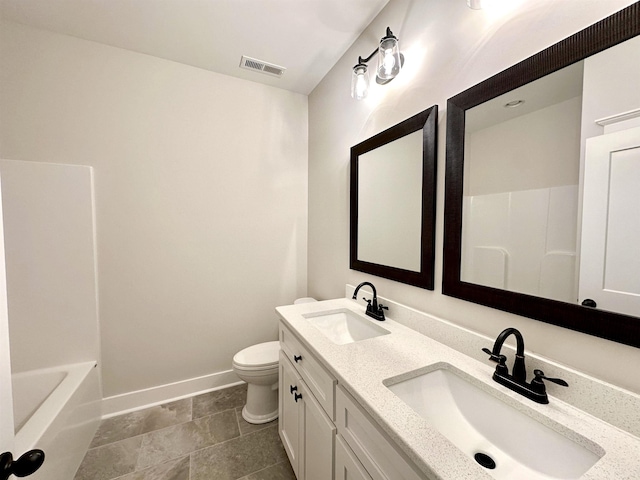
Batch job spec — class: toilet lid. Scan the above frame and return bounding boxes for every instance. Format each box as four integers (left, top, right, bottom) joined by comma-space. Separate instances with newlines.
233, 341, 280, 368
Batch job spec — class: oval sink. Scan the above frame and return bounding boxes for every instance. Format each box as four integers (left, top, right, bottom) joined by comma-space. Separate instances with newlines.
303, 309, 390, 345
384, 366, 603, 479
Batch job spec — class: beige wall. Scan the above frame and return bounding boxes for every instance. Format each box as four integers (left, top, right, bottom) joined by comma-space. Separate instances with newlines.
0, 21, 308, 397
308, 0, 640, 394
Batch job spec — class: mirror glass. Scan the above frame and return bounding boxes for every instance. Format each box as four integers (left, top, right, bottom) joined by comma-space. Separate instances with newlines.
351, 106, 438, 289
443, 4, 640, 347
358, 130, 423, 271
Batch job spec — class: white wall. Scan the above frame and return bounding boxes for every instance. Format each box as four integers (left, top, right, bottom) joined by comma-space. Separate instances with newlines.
0, 160, 100, 374
308, 0, 640, 394
0, 21, 308, 399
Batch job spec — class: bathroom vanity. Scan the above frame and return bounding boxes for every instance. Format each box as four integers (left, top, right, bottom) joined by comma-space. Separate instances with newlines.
276, 297, 640, 479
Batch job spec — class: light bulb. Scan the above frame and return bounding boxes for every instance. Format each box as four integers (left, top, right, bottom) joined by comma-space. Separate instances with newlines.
351, 64, 369, 100
377, 36, 401, 80
382, 49, 396, 75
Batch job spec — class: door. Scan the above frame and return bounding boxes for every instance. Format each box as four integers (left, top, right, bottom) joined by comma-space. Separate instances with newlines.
300, 380, 335, 480
278, 351, 301, 476
0, 178, 15, 453
335, 435, 372, 480
579, 126, 640, 315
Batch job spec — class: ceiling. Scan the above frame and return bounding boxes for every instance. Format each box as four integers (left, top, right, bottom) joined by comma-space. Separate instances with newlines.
0, 0, 390, 95
466, 61, 585, 133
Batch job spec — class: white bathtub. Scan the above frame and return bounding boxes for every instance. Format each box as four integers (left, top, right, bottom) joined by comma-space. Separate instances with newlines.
12, 362, 101, 480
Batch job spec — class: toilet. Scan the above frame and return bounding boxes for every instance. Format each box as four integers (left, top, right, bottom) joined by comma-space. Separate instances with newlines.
233, 297, 317, 424
232, 341, 280, 424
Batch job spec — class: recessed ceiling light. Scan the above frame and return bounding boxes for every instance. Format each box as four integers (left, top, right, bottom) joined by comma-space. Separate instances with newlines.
504, 100, 525, 108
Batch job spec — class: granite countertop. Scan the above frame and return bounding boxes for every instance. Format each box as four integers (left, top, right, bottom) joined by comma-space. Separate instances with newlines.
276, 298, 640, 480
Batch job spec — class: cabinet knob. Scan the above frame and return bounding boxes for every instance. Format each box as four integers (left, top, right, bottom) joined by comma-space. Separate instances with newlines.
290, 385, 297, 394
294, 393, 303, 402
293, 355, 302, 363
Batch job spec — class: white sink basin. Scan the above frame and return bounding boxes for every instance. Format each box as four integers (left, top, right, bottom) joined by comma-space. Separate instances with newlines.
384, 366, 602, 479
303, 309, 390, 345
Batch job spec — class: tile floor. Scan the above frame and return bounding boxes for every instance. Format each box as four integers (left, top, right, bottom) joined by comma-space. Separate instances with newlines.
74, 384, 295, 480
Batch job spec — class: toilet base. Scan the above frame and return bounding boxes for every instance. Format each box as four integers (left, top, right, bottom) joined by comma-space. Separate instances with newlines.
242, 405, 278, 424
241, 381, 279, 425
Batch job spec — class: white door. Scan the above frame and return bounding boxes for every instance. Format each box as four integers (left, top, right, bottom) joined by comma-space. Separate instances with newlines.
579, 127, 640, 315
0, 178, 16, 453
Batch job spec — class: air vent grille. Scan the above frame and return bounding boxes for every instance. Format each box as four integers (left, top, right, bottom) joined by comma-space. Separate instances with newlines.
240, 56, 286, 78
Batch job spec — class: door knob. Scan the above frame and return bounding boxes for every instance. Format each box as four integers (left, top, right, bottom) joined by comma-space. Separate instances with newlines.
0, 450, 45, 480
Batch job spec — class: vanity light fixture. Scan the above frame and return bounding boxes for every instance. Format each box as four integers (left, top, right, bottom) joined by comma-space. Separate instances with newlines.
467, 0, 484, 9
351, 27, 404, 100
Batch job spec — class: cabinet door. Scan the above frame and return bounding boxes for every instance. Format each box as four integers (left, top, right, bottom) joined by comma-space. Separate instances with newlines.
279, 352, 302, 476
300, 380, 336, 480
335, 435, 373, 480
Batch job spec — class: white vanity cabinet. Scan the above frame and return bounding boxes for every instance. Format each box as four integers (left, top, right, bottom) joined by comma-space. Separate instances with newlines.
279, 320, 427, 480
279, 323, 337, 480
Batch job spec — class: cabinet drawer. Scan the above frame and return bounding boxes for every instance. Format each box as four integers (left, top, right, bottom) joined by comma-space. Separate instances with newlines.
336, 386, 424, 480
280, 322, 336, 419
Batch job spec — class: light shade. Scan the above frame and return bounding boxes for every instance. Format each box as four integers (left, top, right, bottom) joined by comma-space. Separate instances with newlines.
377, 35, 402, 80
467, 0, 484, 9
351, 64, 370, 100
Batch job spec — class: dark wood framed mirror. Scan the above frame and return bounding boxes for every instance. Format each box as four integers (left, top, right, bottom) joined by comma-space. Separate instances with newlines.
351, 105, 438, 289
443, 4, 640, 348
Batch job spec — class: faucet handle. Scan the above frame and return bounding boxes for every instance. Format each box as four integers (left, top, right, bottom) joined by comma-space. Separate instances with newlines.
378, 303, 388, 311
532, 369, 568, 389
482, 348, 508, 375
482, 347, 501, 362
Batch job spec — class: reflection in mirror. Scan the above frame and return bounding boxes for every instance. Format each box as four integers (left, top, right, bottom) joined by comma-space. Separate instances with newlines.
462, 63, 583, 304
358, 130, 423, 271
443, 4, 640, 347
351, 105, 438, 289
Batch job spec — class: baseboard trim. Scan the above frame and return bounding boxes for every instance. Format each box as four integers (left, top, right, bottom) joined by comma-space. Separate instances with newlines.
101, 369, 242, 418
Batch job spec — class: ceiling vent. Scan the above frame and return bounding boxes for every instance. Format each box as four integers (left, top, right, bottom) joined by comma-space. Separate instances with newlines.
240, 56, 286, 78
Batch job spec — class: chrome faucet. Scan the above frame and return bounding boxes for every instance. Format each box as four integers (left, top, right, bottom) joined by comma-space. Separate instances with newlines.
352, 282, 388, 321
483, 328, 568, 404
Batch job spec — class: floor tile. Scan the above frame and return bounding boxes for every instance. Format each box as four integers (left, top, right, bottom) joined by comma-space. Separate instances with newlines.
139, 398, 192, 434
117, 456, 190, 480
137, 409, 240, 469
240, 461, 296, 480
192, 383, 247, 419
74, 436, 142, 480
190, 425, 287, 480
90, 410, 147, 448
90, 398, 192, 449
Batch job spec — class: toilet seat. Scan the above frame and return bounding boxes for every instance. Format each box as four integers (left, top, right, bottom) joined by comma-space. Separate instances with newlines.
232, 341, 280, 370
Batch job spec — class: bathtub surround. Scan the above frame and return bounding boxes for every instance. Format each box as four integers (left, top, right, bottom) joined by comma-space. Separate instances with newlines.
0, 160, 102, 478
308, 0, 640, 395
0, 160, 100, 373
75, 384, 295, 480
0, 20, 308, 402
